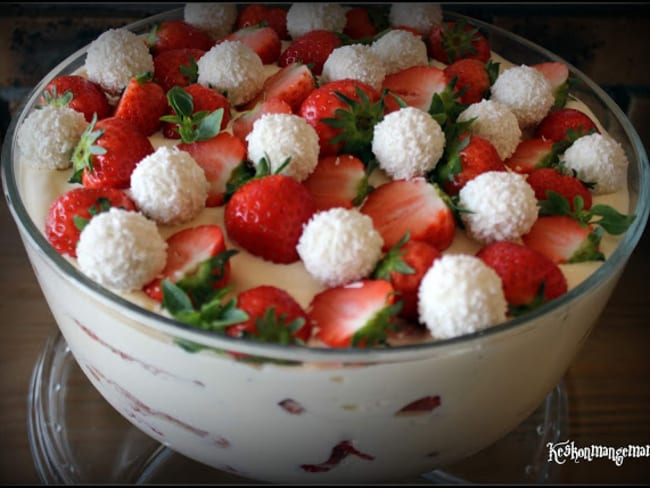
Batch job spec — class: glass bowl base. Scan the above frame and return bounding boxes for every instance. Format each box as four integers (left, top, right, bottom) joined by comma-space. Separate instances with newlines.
27, 327, 568, 484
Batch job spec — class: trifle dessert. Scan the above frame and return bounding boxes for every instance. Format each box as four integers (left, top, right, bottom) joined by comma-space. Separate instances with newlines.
5, 2, 648, 483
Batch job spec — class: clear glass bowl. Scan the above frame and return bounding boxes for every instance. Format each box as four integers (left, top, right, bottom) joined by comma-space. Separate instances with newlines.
3, 6, 649, 484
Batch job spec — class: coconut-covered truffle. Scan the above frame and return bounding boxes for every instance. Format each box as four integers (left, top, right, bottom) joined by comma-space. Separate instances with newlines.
184, 2, 237, 39
246, 113, 320, 181
372, 106, 445, 180
297, 207, 384, 287
321, 44, 386, 92
17, 105, 88, 170
388, 3, 442, 36
197, 41, 265, 106
418, 254, 507, 339
490, 65, 554, 128
285, 3, 347, 40
561, 133, 629, 195
76, 208, 167, 291
370, 29, 429, 75
457, 99, 522, 160
130, 146, 208, 225
85, 28, 153, 94
459, 171, 538, 244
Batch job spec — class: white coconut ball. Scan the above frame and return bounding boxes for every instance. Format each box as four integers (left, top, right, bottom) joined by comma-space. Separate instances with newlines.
321, 44, 387, 92
459, 171, 538, 244
418, 254, 507, 339
17, 105, 88, 170
457, 99, 522, 160
370, 29, 429, 75
372, 106, 445, 180
76, 208, 167, 292
184, 3, 238, 39
246, 113, 320, 181
85, 28, 153, 94
286, 3, 347, 40
297, 207, 384, 287
130, 145, 208, 226
490, 65, 555, 128
388, 3, 442, 36
197, 41, 265, 106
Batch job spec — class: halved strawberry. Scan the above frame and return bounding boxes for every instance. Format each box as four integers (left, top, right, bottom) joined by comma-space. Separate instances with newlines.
177, 132, 247, 207
532, 61, 569, 110
521, 215, 604, 264
147, 19, 214, 55
226, 285, 311, 343
360, 178, 456, 252
219, 25, 281, 64
302, 154, 370, 211
307, 279, 400, 348
243, 62, 316, 112
113, 73, 168, 136
382, 65, 448, 113
278, 29, 343, 75
232, 97, 293, 142
153, 48, 205, 93
504, 138, 558, 174
39, 75, 112, 122
535, 107, 599, 143
526, 167, 593, 211
143, 225, 232, 302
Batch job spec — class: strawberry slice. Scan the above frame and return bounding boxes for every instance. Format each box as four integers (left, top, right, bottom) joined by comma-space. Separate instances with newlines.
360, 178, 456, 252
382, 65, 449, 113
302, 154, 370, 211
219, 25, 281, 64
243, 62, 316, 112
232, 97, 293, 142
307, 279, 400, 348
504, 137, 557, 174
143, 225, 232, 302
178, 132, 247, 207
532, 61, 569, 109
521, 215, 605, 264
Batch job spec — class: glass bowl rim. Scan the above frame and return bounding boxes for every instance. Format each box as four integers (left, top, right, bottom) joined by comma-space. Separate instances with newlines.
2, 6, 649, 364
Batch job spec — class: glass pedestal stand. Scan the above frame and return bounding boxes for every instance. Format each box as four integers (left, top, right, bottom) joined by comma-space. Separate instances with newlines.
28, 327, 567, 484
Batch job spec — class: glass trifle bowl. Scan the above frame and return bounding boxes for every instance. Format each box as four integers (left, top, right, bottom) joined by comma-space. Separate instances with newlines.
2, 4, 649, 484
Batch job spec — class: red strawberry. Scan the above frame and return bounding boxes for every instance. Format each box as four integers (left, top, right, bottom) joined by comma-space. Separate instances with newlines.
45, 187, 137, 257
307, 279, 400, 348
232, 97, 293, 142
219, 25, 281, 64
382, 65, 448, 112
428, 21, 491, 64
162, 83, 231, 140
39, 75, 112, 122
476, 240, 568, 314
236, 4, 289, 40
344, 7, 377, 39
226, 285, 311, 343
302, 154, 370, 211
278, 29, 343, 75
243, 62, 316, 113
113, 73, 168, 136
522, 215, 605, 264
147, 19, 213, 55
532, 61, 569, 109
535, 107, 599, 142
224, 174, 316, 264
70, 116, 154, 189
373, 236, 442, 321
153, 48, 205, 93
143, 225, 232, 303
443, 58, 491, 104
435, 134, 506, 196
526, 167, 593, 211
299, 79, 382, 158
504, 138, 557, 174
360, 178, 456, 252
177, 132, 247, 207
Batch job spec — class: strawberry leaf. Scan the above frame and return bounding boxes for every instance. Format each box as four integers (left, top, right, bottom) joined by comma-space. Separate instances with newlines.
350, 300, 402, 347
240, 307, 306, 346
372, 232, 415, 280
179, 56, 199, 83
588, 205, 636, 235
69, 113, 106, 183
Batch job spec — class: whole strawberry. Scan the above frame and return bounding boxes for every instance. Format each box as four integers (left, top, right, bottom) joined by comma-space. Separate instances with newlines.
147, 19, 213, 55
70, 115, 154, 189
39, 74, 112, 122
428, 21, 491, 64
236, 3, 289, 40
45, 187, 137, 257
526, 167, 593, 211
224, 174, 316, 264
535, 107, 599, 142
444, 58, 497, 104
476, 240, 568, 315
114, 72, 168, 136
153, 48, 205, 93
278, 29, 343, 75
